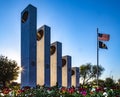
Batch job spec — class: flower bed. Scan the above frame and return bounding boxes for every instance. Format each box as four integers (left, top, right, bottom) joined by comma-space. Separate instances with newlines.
0, 86, 120, 97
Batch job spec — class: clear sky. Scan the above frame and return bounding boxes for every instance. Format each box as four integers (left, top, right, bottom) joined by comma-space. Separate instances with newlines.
0, 0, 120, 83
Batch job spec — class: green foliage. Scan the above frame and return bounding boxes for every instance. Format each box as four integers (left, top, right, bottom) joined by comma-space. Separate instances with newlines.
9, 82, 20, 90
91, 79, 105, 87
80, 63, 105, 85
0, 55, 20, 87
118, 78, 120, 85
104, 77, 115, 88
92, 65, 105, 78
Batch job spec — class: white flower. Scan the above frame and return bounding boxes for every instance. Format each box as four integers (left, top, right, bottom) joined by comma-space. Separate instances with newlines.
47, 90, 53, 94
0, 93, 4, 96
104, 87, 107, 90
91, 88, 95, 92
110, 89, 113, 93
103, 92, 108, 97
76, 90, 79, 93
9, 91, 12, 96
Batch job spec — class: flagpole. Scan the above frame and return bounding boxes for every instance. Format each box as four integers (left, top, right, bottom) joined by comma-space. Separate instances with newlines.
97, 28, 99, 87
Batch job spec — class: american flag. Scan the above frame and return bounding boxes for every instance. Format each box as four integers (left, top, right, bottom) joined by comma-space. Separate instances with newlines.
98, 33, 110, 41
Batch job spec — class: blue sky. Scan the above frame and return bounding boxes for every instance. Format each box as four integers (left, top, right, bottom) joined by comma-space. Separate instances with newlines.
0, 0, 120, 82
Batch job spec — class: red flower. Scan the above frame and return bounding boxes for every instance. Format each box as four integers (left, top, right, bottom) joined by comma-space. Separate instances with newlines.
23, 86, 30, 90
18, 89, 25, 93
2, 87, 11, 94
60, 87, 67, 93
95, 87, 104, 92
68, 87, 75, 94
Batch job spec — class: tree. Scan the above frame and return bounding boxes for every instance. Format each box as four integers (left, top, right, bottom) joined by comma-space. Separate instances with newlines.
104, 77, 115, 88
91, 79, 105, 87
80, 63, 92, 85
0, 55, 20, 87
118, 78, 120, 85
80, 63, 104, 85
92, 65, 105, 78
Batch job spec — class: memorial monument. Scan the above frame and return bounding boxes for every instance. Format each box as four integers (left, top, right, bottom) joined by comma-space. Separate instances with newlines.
62, 55, 71, 88
37, 25, 51, 86
50, 42, 62, 86
21, 4, 37, 87
21, 4, 80, 88
71, 67, 80, 87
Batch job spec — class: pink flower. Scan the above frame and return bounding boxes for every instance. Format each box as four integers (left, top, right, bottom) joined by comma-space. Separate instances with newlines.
81, 91, 87, 96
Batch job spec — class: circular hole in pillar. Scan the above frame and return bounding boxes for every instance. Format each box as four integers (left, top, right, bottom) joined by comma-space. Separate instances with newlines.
62, 59, 66, 67
37, 29, 44, 41
21, 11, 28, 23
50, 45, 56, 55
71, 70, 75, 75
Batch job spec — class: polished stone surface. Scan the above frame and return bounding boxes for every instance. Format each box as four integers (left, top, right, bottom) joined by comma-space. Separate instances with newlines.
37, 25, 51, 87
71, 67, 80, 87
21, 4, 37, 87
62, 55, 71, 88
50, 42, 62, 87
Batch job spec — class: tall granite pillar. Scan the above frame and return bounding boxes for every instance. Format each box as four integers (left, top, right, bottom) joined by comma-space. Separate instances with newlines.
37, 25, 50, 87
50, 42, 62, 87
71, 67, 80, 87
62, 55, 71, 88
21, 4, 37, 87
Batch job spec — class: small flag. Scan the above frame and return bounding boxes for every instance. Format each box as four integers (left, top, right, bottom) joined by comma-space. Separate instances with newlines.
99, 41, 108, 49
98, 33, 110, 41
